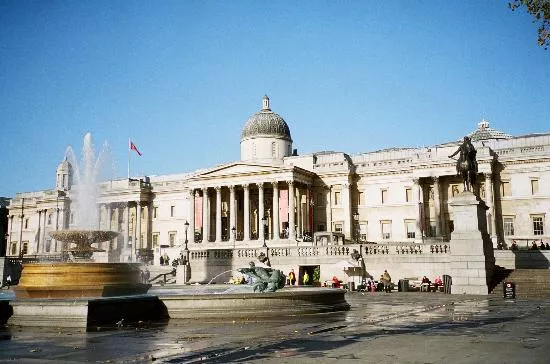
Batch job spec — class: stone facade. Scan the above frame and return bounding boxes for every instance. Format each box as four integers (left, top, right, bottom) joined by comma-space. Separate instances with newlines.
4, 97, 550, 288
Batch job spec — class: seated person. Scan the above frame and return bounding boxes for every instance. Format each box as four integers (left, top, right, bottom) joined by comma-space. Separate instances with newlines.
331, 276, 341, 288
510, 241, 518, 251
434, 276, 443, 289
421, 275, 431, 291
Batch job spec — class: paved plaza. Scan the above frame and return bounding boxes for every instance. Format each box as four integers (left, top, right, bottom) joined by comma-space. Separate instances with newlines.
1, 291, 549, 363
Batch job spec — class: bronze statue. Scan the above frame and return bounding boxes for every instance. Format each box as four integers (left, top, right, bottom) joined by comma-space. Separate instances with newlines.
449, 136, 478, 192
238, 262, 286, 292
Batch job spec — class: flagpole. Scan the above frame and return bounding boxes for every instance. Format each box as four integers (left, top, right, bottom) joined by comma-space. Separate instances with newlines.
127, 137, 130, 180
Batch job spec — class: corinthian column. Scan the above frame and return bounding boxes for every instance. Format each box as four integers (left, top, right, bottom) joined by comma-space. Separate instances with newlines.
243, 184, 250, 241
215, 186, 222, 242
229, 185, 236, 243
202, 188, 209, 243
272, 181, 280, 240
432, 177, 442, 237
413, 178, 422, 240
188, 189, 196, 243
288, 181, 295, 240
258, 183, 265, 241
342, 183, 351, 239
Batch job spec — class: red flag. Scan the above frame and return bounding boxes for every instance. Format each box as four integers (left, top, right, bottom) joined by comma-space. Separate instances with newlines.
129, 140, 142, 156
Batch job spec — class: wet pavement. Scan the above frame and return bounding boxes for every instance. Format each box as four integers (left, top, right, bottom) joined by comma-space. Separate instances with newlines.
1, 291, 549, 363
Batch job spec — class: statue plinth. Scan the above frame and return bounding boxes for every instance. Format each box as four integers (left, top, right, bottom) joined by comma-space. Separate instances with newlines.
449, 191, 495, 295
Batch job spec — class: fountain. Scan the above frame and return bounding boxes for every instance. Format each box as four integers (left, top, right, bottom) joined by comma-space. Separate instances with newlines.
8, 134, 165, 328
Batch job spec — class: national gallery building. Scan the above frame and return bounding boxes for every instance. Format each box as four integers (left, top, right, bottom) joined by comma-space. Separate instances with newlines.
3, 96, 550, 287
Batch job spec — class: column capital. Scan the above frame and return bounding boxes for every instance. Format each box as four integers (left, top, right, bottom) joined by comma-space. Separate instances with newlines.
287, 180, 294, 186
271, 181, 279, 188
485, 172, 492, 179
188, 188, 195, 196
257, 182, 264, 190
412, 178, 420, 185
242, 183, 250, 190
202, 187, 208, 192
431, 176, 440, 184
342, 183, 350, 189
215, 186, 221, 192
228, 184, 235, 191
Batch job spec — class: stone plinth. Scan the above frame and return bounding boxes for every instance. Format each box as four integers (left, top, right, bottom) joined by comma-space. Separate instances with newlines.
449, 191, 495, 295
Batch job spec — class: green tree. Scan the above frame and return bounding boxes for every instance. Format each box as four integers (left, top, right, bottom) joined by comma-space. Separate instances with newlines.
509, 0, 550, 49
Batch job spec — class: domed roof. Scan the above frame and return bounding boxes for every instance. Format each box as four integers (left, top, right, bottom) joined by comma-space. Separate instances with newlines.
241, 96, 292, 142
467, 120, 512, 142
57, 157, 72, 171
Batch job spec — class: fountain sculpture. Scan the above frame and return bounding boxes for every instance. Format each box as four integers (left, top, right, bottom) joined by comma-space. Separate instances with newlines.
9, 134, 161, 328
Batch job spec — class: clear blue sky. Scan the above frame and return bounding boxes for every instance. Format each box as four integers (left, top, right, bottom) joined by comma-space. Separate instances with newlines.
1, 1, 548, 198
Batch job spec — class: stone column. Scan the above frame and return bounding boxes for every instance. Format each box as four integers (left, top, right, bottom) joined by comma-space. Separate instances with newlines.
288, 181, 295, 240
107, 204, 113, 251
188, 189, 195, 243
327, 186, 333, 232
202, 188, 209, 243
433, 177, 442, 237
296, 187, 302, 237
342, 183, 351, 240
244, 184, 250, 241
215, 186, 222, 242
36, 210, 42, 254
272, 181, 280, 240
136, 202, 142, 252
306, 186, 312, 234
484, 173, 496, 240
413, 178, 422, 240
124, 203, 130, 249
258, 183, 265, 241
229, 185, 236, 243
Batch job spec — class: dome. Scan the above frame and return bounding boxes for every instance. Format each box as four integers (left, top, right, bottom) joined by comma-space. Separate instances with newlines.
241, 96, 292, 142
467, 120, 512, 142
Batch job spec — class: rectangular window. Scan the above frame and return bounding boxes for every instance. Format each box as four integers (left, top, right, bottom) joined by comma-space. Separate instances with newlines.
531, 179, 539, 195
170, 206, 175, 217
334, 223, 343, 233
45, 238, 51, 253
500, 181, 511, 197
405, 188, 412, 203
152, 233, 159, 248
381, 221, 391, 240
24, 218, 29, 229
11, 243, 17, 255
22, 241, 28, 255
153, 207, 158, 219
479, 182, 486, 199
381, 189, 388, 204
503, 217, 515, 236
47, 213, 52, 225
358, 191, 364, 206
360, 223, 368, 241
169, 232, 176, 247
334, 191, 340, 206
405, 220, 415, 239
532, 216, 544, 236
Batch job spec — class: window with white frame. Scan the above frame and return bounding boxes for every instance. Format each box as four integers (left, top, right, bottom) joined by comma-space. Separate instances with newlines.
532, 215, 544, 236
360, 223, 368, 241
334, 191, 340, 206
500, 181, 511, 197
334, 223, 343, 233
153, 207, 158, 219
451, 184, 460, 197
405, 220, 415, 239
531, 179, 539, 195
405, 188, 412, 202
271, 142, 276, 157
170, 205, 175, 217
381, 189, 388, 204
381, 220, 391, 240
11, 243, 17, 255
22, 241, 28, 255
358, 191, 364, 206
45, 238, 51, 253
169, 231, 177, 247
152, 233, 159, 248
503, 216, 515, 236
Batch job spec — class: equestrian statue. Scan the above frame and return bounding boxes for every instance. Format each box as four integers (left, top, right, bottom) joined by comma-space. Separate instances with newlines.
449, 136, 478, 192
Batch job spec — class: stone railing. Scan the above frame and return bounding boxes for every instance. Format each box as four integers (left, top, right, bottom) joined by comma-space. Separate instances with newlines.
188, 242, 450, 262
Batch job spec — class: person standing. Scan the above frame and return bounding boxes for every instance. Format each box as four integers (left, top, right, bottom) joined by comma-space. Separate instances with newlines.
288, 269, 296, 285
303, 271, 310, 285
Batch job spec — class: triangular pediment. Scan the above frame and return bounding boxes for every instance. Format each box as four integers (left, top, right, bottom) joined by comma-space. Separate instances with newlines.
192, 162, 288, 180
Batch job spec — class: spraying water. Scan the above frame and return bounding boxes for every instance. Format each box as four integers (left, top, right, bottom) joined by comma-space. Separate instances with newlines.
64, 133, 112, 230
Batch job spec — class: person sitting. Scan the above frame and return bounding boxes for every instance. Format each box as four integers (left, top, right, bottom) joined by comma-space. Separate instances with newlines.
331, 276, 341, 288
434, 276, 443, 291
510, 241, 518, 251
531, 241, 539, 250
421, 275, 431, 292
381, 270, 392, 292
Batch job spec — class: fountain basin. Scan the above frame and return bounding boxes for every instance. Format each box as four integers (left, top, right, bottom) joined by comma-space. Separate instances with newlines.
153, 286, 350, 319
13, 263, 150, 299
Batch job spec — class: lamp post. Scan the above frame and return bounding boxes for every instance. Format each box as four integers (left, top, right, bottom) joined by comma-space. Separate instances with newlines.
353, 210, 360, 244
184, 220, 189, 252
231, 226, 236, 249
261, 216, 268, 248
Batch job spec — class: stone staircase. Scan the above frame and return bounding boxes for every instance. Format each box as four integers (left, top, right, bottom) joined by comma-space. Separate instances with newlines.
490, 268, 550, 298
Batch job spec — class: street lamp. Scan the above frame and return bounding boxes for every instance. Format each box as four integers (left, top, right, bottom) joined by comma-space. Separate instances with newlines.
184, 220, 189, 252
353, 210, 360, 244
261, 216, 268, 247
